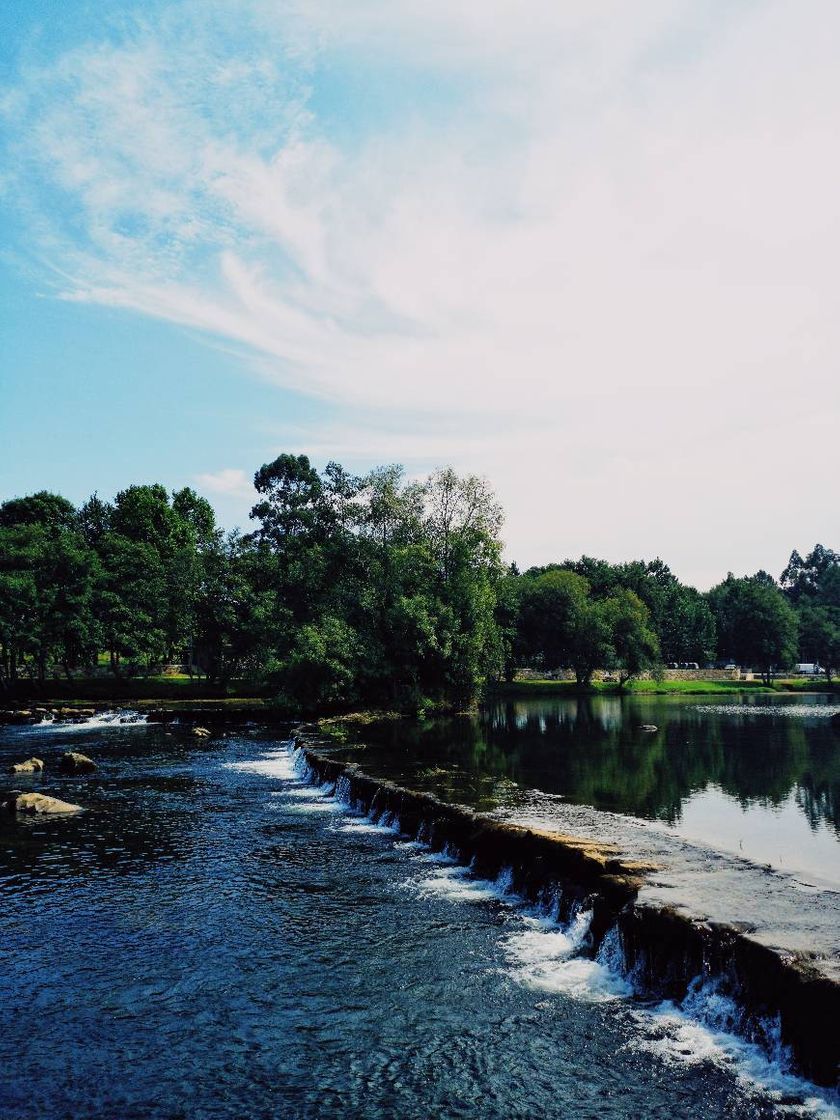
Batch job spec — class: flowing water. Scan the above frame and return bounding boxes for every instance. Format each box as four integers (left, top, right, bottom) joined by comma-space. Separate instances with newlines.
1, 713, 838, 1118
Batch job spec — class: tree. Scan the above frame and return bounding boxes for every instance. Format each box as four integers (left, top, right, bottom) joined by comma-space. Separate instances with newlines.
798, 604, 840, 682
781, 544, 840, 604
0, 494, 98, 684
707, 574, 799, 685
192, 532, 275, 686
516, 570, 615, 687
603, 589, 660, 686
250, 454, 327, 546
533, 555, 716, 665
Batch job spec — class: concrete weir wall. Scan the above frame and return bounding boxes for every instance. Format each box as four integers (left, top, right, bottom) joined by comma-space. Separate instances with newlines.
298, 736, 840, 1090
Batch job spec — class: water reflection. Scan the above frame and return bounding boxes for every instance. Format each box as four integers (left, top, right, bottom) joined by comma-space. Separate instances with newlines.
344, 696, 840, 838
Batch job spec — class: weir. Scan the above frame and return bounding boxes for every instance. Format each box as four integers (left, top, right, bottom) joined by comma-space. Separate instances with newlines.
296, 729, 840, 1091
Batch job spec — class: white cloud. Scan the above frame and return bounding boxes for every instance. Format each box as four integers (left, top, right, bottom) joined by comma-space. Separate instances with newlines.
193, 467, 255, 498
4, 0, 840, 586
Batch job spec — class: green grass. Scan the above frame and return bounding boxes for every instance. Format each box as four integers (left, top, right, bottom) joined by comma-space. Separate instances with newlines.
496, 677, 839, 697
621, 679, 772, 695
496, 678, 774, 697
2, 676, 266, 703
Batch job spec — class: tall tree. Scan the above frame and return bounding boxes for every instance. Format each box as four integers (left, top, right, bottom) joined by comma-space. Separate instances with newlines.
781, 544, 840, 604
707, 574, 799, 685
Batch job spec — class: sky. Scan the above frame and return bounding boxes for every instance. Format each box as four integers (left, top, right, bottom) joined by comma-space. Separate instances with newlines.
1, 0, 838, 589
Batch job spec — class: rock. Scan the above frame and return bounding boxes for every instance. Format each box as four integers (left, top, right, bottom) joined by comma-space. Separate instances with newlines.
58, 752, 97, 774
8, 792, 83, 815
640, 724, 658, 733
192, 726, 211, 738
7, 710, 38, 725
9, 757, 44, 774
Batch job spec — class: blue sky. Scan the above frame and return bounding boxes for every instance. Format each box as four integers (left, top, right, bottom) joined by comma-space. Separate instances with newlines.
2, 1, 838, 587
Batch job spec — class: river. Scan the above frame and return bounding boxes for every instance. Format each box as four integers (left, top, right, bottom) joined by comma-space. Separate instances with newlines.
1, 705, 838, 1118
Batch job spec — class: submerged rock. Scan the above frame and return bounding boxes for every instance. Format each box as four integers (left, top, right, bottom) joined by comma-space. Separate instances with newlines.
9, 757, 44, 774
6, 792, 83, 815
58, 752, 97, 775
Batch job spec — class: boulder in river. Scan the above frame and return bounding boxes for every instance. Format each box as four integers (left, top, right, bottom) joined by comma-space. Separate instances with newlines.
6, 792, 83, 815
9, 757, 44, 774
58, 752, 97, 775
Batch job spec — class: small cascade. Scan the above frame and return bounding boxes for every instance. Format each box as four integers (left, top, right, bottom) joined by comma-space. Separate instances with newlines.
35, 709, 149, 731
294, 732, 840, 1093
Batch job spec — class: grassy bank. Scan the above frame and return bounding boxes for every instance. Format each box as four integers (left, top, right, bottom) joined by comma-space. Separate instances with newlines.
492, 678, 839, 697
0, 676, 267, 704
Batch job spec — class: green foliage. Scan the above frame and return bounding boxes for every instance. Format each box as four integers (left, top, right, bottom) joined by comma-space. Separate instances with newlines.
532, 556, 716, 665
780, 544, 840, 603
1, 470, 835, 709
798, 604, 840, 682
515, 569, 660, 686
706, 573, 799, 685
602, 588, 660, 686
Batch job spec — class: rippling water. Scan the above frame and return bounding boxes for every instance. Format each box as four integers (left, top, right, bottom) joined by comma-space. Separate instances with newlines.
0, 720, 837, 1119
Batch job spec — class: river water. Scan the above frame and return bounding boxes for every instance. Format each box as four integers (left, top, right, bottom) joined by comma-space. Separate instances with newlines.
1, 712, 838, 1119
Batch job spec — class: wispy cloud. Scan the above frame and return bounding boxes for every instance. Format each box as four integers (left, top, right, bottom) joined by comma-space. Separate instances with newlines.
193, 467, 254, 498
3, 0, 840, 585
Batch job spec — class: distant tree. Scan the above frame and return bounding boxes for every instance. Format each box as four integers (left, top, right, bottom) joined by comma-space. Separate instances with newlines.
493, 564, 523, 683
0, 491, 77, 532
603, 589, 660, 687
532, 555, 716, 665
250, 454, 327, 546
516, 569, 615, 687
270, 615, 360, 711
96, 534, 167, 675
0, 493, 98, 684
192, 532, 275, 686
707, 574, 799, 685
798, 604, 840, 683
781, 544, 839, 604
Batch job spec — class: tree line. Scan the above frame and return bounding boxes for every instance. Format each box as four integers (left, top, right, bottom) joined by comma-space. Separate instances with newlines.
0, 456, 838, 707
514, 547, 839, 687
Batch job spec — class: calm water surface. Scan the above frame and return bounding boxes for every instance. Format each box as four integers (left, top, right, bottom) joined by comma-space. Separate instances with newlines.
340, 693, 840, 887
0, 716, 837, 1119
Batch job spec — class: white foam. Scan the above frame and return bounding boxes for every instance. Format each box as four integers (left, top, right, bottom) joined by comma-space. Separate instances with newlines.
415, 865, 507, 902
334, 819, 396, 834
629, 995, 840, 1118
418, 845, 460, 866
34, 710, 149, 731
225, 751, 298, 780
504, 909, 632, 1002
